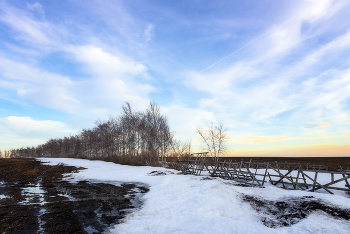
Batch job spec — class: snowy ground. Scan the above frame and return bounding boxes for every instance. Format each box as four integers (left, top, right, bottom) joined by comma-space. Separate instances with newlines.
39, 158, 350, 234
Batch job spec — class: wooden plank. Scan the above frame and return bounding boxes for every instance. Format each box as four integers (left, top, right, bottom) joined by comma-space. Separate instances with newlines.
261, 163, 269, 186
301, 172, 308, 189
295, 169, 300, 190
301, 171, 333, 194
270, 167, 294, 187
313, 174, 350, 191
311, 171, 318, 191
343, 173, 350, 188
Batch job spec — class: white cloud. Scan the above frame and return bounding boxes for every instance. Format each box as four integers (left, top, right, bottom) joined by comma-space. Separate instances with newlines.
292, 68, 350, 123
69, 45, 148, 78
1, 0, 350, 151
0, 0, 157, 124
260, 0, 346, 60
0, 0, 163, 134
183, 0, 350, 128
184, 62, 260, 94
27, 2, 45, 15
0, 1, 62, 48
0, 116, 77, 150
0, 56, 79, 113
295, 0, 344, 23
68, 45, 155, 112
163, 105, 215, 142
301, 30, 350, 66
73, 0, 154, 55
0, 56, 71, 85
144, 24, 155, 43
0, 116, 76, 139
186, 65, 297, 123
0, 44, 155, 122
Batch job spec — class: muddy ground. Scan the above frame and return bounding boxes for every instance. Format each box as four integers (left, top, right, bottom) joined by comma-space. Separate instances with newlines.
0, 158, 149, 234
243, 195, 350, 228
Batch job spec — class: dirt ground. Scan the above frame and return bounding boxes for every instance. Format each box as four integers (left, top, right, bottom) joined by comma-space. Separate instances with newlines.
0, 158, 149, 234
243, 195, 350, 228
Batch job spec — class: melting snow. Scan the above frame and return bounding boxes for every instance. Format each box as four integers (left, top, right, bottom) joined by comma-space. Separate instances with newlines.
39, 158, 350, 234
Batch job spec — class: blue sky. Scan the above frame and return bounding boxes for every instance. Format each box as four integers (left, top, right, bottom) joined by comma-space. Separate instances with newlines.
0, 0, 349, 156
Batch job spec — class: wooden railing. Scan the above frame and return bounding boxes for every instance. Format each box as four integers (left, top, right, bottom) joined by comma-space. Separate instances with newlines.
176, 155, 350, 194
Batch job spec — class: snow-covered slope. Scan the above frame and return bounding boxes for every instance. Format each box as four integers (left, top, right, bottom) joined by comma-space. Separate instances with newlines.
40, 158, 350, 234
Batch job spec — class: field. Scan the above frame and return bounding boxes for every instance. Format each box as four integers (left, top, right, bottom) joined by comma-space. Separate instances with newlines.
0, 158, 148, 233
1, 157, 350, 234
167, 156, 350, 166
220, 157, 350, 166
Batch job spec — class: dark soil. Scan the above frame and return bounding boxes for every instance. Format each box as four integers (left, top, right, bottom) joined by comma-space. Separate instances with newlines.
148, 170, 174, 176
0, 158, 149, 234
243, 195, 350, 228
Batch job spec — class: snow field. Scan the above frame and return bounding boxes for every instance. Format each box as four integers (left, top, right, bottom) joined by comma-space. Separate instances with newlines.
39, 158, 350, 234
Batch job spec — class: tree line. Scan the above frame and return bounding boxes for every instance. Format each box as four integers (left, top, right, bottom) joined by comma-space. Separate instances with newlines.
6, 102, 191, 165
3, 101, 229, 165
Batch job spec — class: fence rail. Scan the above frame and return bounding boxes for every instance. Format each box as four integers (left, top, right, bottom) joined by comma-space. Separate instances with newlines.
176, 153, 350, 194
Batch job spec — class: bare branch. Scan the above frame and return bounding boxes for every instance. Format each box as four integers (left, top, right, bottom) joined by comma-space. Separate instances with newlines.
196, 120, 228, 161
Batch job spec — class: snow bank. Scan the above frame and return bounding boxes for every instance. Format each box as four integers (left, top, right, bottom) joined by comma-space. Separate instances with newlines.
39, 158, 350, 234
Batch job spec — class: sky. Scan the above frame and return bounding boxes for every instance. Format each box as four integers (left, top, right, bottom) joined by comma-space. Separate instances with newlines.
0, 0, 349, 156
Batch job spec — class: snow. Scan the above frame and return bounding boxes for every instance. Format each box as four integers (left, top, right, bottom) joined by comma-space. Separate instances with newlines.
39, 158, 350, 234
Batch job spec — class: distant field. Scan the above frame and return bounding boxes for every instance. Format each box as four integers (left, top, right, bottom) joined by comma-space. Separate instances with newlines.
220, 157, 350, 166
169, 156, 350, 166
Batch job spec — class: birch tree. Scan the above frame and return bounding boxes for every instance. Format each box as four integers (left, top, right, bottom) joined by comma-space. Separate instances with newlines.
196, 120, 228, 161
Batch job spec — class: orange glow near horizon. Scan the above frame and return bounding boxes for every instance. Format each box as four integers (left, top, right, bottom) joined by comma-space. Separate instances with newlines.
224, 144, 350, 157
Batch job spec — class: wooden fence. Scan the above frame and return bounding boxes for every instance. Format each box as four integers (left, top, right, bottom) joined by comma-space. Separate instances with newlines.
177, 153, 350, 194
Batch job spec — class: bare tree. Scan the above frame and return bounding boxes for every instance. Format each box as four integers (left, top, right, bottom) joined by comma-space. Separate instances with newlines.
196, 120, 228, 161
170, 138, 191, 160
9, 101, 175, 166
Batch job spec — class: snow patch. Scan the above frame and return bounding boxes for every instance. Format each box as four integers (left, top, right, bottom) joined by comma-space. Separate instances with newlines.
38, 158, 350, 234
